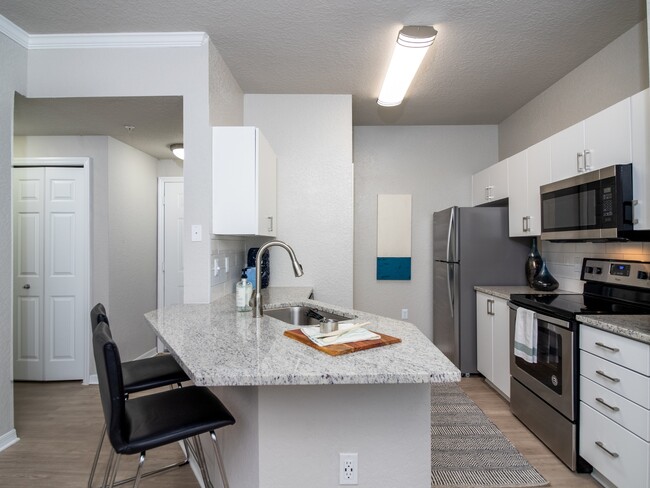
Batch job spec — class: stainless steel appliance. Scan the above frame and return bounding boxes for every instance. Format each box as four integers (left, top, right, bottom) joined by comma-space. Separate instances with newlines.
540, 164, 633, 241
509, 258, 650, 471
433, 206, 528, 374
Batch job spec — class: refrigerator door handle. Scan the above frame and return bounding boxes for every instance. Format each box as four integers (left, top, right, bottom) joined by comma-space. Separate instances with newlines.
446, 207, 456, 262
447, 263, 455, 317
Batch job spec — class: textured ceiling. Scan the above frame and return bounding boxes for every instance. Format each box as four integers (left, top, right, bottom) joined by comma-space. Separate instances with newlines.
2, 0, 647, 157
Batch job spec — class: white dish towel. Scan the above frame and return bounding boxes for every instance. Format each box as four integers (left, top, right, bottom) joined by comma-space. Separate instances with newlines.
514, 307, 538, 363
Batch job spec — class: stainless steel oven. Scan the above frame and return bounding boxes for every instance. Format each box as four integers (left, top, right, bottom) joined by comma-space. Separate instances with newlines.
508, 304, 579, 470
508, 257, 650, 473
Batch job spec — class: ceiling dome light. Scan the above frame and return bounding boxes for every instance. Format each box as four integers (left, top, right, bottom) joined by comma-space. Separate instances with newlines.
377, 25, 437, 107
170, 143, 184, 160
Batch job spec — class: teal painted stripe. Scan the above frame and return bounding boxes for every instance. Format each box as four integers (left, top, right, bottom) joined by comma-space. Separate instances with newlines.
377, 257, 411, 280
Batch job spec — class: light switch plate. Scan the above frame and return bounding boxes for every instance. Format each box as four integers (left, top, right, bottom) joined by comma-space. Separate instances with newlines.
191, 224, 202, 242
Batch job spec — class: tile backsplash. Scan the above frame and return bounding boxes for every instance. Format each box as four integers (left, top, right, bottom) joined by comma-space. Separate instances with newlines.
540, 241, 650, 292
210, 236, 247, 300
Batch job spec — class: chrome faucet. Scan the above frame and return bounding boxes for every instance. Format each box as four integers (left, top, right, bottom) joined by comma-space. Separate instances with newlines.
250, 240, 304, 318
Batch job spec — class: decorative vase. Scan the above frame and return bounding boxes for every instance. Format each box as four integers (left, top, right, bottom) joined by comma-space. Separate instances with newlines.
531, 260, 559, 291
525, 238, 543, 287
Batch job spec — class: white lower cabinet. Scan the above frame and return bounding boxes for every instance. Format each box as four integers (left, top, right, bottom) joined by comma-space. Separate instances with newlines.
579, 324, 650, 488
476, 292, 510, 398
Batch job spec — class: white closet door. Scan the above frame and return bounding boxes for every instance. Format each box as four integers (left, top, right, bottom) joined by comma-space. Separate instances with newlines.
13, 166, 86, 381
163, 180, 184, 307
13, 168, 45, 380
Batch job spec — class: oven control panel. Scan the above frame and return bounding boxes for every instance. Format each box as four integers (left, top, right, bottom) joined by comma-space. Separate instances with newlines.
582, 258, 650, 288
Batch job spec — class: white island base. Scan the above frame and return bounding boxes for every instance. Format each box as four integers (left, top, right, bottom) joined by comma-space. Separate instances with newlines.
201, 383, 431, 488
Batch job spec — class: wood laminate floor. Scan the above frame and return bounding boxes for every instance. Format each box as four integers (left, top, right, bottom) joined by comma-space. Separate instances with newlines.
0, 378, 601, 487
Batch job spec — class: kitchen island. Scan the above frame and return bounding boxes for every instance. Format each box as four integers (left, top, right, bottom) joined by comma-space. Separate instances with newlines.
145, 287, 460, 487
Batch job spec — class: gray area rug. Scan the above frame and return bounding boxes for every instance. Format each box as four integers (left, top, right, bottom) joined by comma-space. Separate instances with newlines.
431, 383, 548, 487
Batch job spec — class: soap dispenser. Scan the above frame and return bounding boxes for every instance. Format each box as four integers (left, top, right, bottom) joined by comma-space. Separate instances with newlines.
236, 268, 253, 312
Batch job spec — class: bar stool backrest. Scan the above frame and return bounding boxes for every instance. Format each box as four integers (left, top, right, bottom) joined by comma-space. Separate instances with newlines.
93, 321, 128, 453
90, 302, 111, 334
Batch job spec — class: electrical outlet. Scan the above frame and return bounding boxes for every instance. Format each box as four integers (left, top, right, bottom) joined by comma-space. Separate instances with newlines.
339, 453, 358, 485
401, 308, 408, 319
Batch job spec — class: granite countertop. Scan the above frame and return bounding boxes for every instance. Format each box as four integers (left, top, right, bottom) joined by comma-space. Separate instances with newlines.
578, 315, 650, 345
474, 285, 575, 300
145, 287, 460, 387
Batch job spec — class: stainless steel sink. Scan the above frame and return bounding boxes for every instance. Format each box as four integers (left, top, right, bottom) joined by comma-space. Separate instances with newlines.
264, 306, 354, 326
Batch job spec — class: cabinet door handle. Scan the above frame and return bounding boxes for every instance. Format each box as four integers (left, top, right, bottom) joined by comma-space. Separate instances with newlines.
595, 397, 620, 412
522, 217, 527, 232
576, 152, 584, 172
596, 370, 620, 383
595, 441, 619, 458
595, 342, 619, 353
584, 149, 592, 171
487, 299, 495, 315
267, 216, 273, 232
485, 187, 489, 201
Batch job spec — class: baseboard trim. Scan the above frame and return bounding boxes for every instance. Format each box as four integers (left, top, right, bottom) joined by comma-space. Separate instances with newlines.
88, 374, 99, 385
0, 429, 20, 452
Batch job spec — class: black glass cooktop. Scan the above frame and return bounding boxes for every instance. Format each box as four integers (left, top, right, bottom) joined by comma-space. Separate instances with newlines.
509, 293, 650, 321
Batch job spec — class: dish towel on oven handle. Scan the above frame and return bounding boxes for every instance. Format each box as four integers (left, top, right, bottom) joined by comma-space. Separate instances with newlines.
514, 307, 538, 363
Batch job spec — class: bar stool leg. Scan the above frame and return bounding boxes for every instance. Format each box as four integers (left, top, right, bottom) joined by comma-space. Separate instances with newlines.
101, 450, 115, 488
88, 423, 107, 488
210, 431, 230, 488
132, 452, 146, 488
106, 452, 121, 488
192, 435, 214, 488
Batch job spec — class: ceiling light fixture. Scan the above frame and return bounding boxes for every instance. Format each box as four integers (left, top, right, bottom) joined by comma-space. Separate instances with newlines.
170, 143, 184, 160
377, 25, 437, 107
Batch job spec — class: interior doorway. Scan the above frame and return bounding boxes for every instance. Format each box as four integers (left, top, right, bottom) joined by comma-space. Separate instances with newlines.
12, 158, 90, 382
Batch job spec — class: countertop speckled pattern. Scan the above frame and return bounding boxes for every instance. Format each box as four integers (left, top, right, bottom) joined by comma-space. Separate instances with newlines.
578, 315, 650, 345
474, 285, 575, 300
145, 287, 460, 387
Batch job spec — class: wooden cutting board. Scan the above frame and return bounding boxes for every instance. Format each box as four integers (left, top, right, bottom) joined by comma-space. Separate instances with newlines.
284, 328, 401, 356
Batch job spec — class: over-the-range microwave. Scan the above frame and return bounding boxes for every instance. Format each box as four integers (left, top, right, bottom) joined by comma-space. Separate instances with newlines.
540, 163, 636, 241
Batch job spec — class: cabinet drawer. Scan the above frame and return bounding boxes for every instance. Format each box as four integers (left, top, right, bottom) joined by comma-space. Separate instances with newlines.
580, 403, 650, 488
580, 325, 650, 375
580, 376, 650, 441
580, 351, 650, 409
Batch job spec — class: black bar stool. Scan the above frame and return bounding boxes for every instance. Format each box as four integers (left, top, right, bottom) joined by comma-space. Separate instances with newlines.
89, 303, 190, 487
93, 321, 235, 488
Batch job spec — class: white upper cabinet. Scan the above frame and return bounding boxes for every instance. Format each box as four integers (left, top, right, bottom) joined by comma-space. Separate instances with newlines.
212, 126, 277, 236
631, 88, 650, 230
508, 140, 551, 237
472, 159, 508, 206
550, 98, 632, 182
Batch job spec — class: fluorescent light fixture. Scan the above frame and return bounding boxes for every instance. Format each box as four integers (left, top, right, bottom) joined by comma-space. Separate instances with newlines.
377, 25, 437, 107
170, 143, 184, 160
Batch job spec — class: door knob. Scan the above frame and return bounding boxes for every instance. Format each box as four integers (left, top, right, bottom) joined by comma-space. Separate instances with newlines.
23, 284, 30, 289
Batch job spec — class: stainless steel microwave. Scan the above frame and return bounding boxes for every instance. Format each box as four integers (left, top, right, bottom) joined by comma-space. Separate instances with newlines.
540, 164, 633, 241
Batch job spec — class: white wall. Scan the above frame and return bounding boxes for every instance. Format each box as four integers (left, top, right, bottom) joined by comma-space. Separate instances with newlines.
499, 20, 649, 159
244, 95, 354, 307
25, 40, 215, 304
0, 31, 27, 449
353, 126, 498, 339
14, 135, 160, 362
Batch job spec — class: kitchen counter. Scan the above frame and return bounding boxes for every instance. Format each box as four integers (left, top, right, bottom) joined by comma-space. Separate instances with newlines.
145, 286, 459, 488
145, 287, 459, 386
577, 314, 650, 345
474, 285, 574, 300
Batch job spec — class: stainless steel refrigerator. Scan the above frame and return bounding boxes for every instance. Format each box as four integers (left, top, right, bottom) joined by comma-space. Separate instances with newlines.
433, 206, 529, 374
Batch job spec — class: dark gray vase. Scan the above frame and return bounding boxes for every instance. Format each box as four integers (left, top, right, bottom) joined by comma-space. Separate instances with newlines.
531, 260, 559, 291
525, 238, 543, 287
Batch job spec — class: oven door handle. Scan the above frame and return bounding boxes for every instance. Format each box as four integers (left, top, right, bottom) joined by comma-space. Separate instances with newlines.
508, 302, 572, 330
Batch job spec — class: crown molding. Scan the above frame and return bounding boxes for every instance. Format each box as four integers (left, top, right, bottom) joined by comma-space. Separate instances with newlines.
28, 31, 209, 49
0, 14, 30, 48
0, 14, 208, 50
